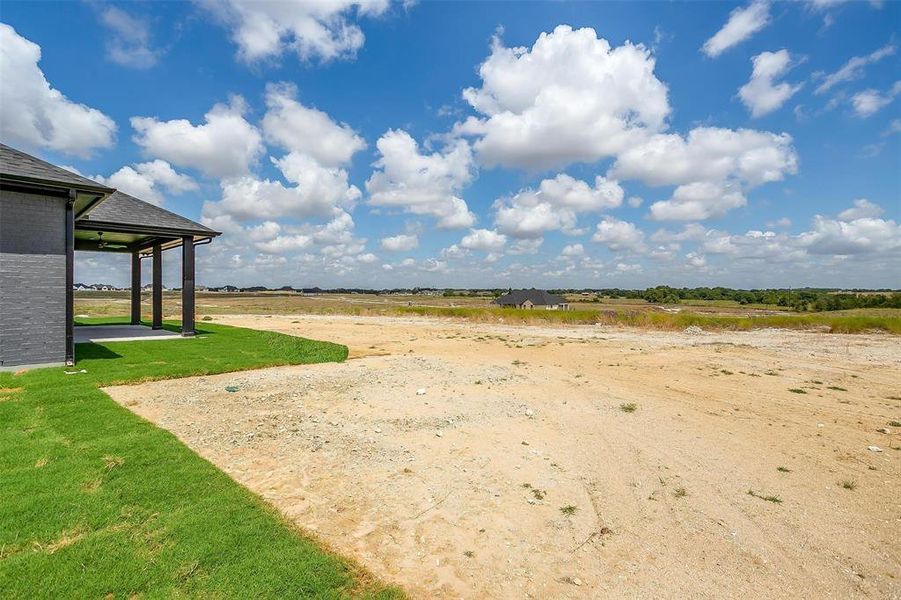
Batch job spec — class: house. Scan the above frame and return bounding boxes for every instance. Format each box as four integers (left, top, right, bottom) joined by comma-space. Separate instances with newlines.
0, 144, 220, 369
493, 289, 570, 310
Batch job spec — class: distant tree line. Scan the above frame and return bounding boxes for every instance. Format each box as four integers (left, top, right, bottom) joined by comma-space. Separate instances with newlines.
555, 286, 901, 312
200, 285, 899, 313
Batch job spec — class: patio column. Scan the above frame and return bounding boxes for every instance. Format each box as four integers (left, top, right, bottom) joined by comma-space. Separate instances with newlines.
152, 243, 162, 330
181, 236, 195, 336
65, 190, 75, 366
130, 251, 141, 325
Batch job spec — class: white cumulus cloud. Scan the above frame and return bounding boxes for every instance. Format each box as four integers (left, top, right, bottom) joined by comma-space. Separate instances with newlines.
200, 0, 390, 63
814, 43, 895, 95
612, 127, 797, 188
94, 160, 197, 206
493, 174, 623, 238
650, 223, 710, 243
739, 50, 803, 117
131, 96, 264, 178
451, 25, 796, 223
538, 174, 624, 211
612, 127, 797, 221
380, 234, 419, 252
204, 153, 360, 222
838, 198, 884, 221
798, 215, 900, 255
98, 5, 161, 68
592, 217, 646, 253
366, 129, 476, 229
702, 1, 770, 58
649, 181, 747, 221
686, 252, 707, 268
495, 196, 576, 239
850, 82, 901, 118
440, 244, 469, 260
460, 228, 507, 252
697, 200, 899, 263
262, 82, 366, 167
454, 25, 670, 170
508, 238, 544, 255
0, 23, 116, 156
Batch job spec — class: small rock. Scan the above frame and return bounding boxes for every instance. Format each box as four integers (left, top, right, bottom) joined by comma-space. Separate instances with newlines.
817, 423, 825, 428
416, 388, 427, 396
572, 577, 583, 586
525, 409, 534, 418
435, 431, 443, 437
876, 427, 891, 434
867, 445, 883, 452
374, 427, 382, 434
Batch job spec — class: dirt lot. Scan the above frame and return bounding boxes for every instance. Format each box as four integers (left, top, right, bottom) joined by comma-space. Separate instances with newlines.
106, 315, 901, 599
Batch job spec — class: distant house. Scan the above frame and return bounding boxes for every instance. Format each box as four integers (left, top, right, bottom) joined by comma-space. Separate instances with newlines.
493, 289, 569, 310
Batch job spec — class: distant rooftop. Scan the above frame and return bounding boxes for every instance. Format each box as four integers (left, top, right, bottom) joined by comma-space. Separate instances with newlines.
493, 289, 568, 306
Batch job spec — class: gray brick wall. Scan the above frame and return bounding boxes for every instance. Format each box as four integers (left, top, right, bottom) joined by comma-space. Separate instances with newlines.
0, 189, 67, 367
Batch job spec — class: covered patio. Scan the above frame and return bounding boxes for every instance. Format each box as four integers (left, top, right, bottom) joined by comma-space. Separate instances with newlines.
1, 143, 220, 369
73, 190, 220, 348
74, 324, 185, 344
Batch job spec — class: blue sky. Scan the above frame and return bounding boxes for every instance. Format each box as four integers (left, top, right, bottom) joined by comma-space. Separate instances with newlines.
1, 0, 898, 288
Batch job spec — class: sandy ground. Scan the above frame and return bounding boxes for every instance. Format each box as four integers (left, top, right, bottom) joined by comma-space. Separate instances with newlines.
105, 315, 901, 599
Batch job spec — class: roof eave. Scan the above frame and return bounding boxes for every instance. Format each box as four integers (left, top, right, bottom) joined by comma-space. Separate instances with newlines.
75, 219, 220, 239
0, 172, 113, 196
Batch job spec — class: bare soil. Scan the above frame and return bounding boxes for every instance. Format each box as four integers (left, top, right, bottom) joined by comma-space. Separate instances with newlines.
106, 314, 901, 599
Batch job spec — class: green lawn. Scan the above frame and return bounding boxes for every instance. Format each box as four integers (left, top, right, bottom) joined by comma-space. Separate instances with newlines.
0, 319, 401, 599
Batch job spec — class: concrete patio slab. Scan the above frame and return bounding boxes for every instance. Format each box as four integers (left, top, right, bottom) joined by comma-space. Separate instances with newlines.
75, 325, 185, 344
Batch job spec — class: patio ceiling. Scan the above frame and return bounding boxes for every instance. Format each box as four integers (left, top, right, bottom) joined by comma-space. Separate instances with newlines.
75, 190, 218, 254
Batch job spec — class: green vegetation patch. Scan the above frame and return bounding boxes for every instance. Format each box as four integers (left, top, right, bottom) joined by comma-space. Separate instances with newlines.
0, 319, 399, 598
747, 489, 782, 504
77, 292, 901, 334
395, 306, 901, 334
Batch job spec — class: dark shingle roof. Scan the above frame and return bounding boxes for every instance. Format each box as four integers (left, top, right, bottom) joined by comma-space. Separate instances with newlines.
78, 191, 217, 236
0, 143, 112, 193
493, 289, 568, 306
